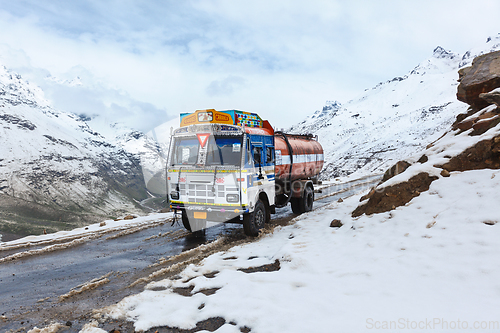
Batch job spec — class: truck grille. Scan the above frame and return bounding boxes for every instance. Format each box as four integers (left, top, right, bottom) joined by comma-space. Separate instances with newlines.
178, 183, 239, 204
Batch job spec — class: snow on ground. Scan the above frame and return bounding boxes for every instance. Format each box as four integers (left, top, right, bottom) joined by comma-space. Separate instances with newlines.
100, 169, 500, 333
0, 212, 173, 250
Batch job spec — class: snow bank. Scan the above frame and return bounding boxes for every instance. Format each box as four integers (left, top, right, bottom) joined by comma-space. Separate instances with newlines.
102, 170, 500, 332
0, 212, 173, 250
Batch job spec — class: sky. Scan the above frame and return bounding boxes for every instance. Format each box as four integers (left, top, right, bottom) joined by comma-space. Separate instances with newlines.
0, 0, 499, 133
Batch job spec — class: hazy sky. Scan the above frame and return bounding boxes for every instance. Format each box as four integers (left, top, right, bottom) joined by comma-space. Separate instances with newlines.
0, 0, 499, 132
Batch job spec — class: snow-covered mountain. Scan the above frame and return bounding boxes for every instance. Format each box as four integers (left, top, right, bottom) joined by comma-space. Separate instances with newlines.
0, 65, 151, 237
3, 33, 500, 238
290, 35, 500, 179
82, 116, 180, 197
106, 122, 169, 197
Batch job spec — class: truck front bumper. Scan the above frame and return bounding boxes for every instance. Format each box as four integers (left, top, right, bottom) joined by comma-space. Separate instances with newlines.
170, 202, 249, 223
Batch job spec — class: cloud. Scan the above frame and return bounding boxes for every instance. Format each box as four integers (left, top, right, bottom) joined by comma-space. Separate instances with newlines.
40, 71, 171, 133
206, 76, 246, 96
0, 45, 170, 133
0, 0, 500, 130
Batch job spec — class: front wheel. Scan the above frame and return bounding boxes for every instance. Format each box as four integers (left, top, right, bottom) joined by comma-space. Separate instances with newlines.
243, 200, 267, 237
181, 211, 192, 231
181, 211, 206, 237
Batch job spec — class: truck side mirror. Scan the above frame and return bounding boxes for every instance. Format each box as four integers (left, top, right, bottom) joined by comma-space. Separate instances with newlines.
253, 147, 264, 179
253, 148, 261, 165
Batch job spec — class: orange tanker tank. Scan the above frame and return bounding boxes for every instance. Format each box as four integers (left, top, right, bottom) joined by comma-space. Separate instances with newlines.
274, 132, 324, 182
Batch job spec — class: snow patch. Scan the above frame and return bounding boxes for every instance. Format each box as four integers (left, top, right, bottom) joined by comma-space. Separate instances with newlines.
0, 213, 173, 250
101, 170, 500, 332
27, 322, 66, 333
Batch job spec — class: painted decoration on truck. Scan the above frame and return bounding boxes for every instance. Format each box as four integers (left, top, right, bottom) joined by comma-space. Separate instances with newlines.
180, 109, 234, 127
235, 113, 263, 128
180, 113, 198, 126
180, 109, 266, 129
198, 111, 213, 122
214, 112, 232, 123
196, 133, 210, 148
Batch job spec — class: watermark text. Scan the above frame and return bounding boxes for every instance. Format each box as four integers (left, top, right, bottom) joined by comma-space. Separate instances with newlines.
366, 318, 499, 330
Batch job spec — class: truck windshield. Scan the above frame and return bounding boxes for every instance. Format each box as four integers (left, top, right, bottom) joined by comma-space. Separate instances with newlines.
172, 137, 199, 165
206, 136, 242, 166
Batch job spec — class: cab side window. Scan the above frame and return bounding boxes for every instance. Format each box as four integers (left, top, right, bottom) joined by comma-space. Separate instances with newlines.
253, 146, 263, 165
246, 138, 253, 166
266, 146, 274, 164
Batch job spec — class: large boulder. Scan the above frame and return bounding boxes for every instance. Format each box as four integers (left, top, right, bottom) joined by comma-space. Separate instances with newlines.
457, 50, 500, 110
380, 160, 411, 183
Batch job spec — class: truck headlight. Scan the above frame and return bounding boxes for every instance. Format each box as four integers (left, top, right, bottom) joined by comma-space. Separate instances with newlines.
170, 191, 180, 200
226, 194, 239, 202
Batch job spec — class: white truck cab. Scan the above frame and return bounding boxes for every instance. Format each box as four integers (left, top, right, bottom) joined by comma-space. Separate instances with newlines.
167, 109, 276, 236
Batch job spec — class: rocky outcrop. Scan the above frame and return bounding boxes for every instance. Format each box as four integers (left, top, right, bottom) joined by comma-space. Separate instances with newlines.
439, 137, 500, 171
456, 50, 500, 110
479, 89, 500, 107
380, 160, 411, 183
452, 105, 500, 136
352, 48, 500, 217
352, 173, 438, 217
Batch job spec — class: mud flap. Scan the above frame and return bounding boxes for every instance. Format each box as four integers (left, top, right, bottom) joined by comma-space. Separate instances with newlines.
182, 211, 208, 232
188, 216, 207, 232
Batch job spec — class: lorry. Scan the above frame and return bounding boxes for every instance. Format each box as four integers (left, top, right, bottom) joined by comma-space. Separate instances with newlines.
167, 109, 324, 236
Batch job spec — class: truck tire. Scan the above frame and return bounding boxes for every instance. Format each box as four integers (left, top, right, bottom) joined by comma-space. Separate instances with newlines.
290, 185, 314, 214
290, 197, 302, 214
182, 211, 206, 237
302, 185, 314, 212
181, 211, 192, 231
243, 200, 266, 236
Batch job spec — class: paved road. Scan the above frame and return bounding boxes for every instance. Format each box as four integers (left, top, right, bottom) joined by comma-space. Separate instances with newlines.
0, 175, 380, 332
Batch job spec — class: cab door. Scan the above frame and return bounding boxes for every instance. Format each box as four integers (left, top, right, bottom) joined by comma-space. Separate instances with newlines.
248, 135, 264, 179
246, 134, 275, 207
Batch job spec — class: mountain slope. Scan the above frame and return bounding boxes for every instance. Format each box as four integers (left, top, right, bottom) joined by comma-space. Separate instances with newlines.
0, 65, 149, 237
290, 35, 500, 179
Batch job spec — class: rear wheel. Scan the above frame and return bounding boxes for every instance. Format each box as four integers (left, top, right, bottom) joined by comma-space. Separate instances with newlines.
290, 185, 314, 214
290, 197, 302, 214
243, 200, 267, 236
302, 185, 314, 212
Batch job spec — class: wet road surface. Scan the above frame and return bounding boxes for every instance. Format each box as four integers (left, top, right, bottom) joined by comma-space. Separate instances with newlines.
0, 175, 380, 332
